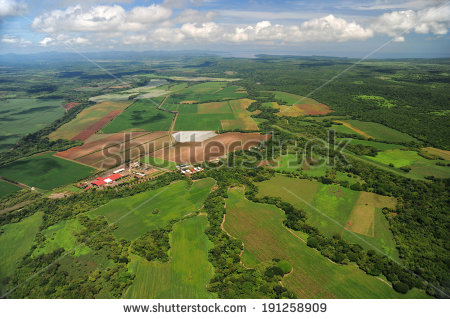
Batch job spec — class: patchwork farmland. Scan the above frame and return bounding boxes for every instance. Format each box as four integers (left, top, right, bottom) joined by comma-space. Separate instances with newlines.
256, 175, 398, 258
49, 100, 133, 140
224, 187, 426, 298
150, 132, 270, 164
1, 54, 447, 303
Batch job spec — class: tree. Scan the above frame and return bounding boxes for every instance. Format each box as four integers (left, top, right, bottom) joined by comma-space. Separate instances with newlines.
393, 281, 409, 294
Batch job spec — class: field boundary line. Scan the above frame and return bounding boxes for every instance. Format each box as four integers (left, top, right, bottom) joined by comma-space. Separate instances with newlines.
1, 186, 169, 299
335, 120, 374, 139
52, 153, 99, 170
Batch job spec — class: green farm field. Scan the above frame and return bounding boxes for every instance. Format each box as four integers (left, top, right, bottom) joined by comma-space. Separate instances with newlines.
102, 99, 173, 133
0, 152, 97, 190
0, 98, 64, 151
49, 100, 133, 140
224, 187, 426, 298
331, 120, 417, 143
339, 138, 406, 151
173, 98, 258, 131
171, 82, 246, 103
256, 175, 398, 258
174, 113, 234, 131
0, 180, 21, 198
272, 91, 317, 105
125, 215, 214, 298
89, 178, 215, 241
365, 149, 450, 179
0, 212, 43, 290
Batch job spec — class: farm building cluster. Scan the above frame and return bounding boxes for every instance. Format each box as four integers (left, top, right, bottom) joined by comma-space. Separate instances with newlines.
177, 164, 204, 175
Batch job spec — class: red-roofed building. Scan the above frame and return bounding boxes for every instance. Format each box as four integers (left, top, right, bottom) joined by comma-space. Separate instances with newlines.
91, 180, 106, 186
90, 173, 122, 187
107, 173, 122, 181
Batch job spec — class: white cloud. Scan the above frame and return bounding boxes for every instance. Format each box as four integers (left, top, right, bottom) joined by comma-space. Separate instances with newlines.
224, 15, 373, 43
127, 5, 172, 24
180, 22, 220, 39
371, 4, 450, 37
0, 0, 26, 18
39, 37, 54, 47
1, 34, 31, 46
32, 4, 172, 34
25, 2, 449, 49
299, 15, 374, 41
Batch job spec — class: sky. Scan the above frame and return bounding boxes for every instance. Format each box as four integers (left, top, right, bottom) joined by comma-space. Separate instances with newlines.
0, 0, 449, 58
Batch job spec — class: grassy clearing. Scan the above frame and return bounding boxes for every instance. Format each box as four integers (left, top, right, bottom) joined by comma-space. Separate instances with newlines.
125, 215, 214, 298
0, 180, 21, 198
49, 100, 133, 140
367, 150, 450, 179
89, 178, 215, 241
256, 175, 398, 258
368, 150, 423, 167
355, 95, 396, 108
102, 99, 172, 133
271, 91, 318, 105
0, 152, 97, 190
225, 187, 425, 298
32, 218, 91, 258
0, 212, 43, 286
274, 154, 302, 172
339, 138, 405, 151
0, 98, 64, 151
333, 120, 416, 143
140, 156, 177, 170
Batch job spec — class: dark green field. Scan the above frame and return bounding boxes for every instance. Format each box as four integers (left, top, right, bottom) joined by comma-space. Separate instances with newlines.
0, 180, 21, 198
0, 152, 97, 190
89, 178, 215, 240
102, 99, 172, 133
0, 98, 64, 151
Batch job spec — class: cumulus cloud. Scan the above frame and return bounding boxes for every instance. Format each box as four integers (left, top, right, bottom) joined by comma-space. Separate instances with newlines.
32, 4, 172, 33
23, 1, 449, 49
180, 22, 220, 39
223, 16, 373, 43
39, 37, 53, 47
299, 15, 374, 41
1, 34, 31, 46
371, 4, 450, 37
0, 0, 26, 18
